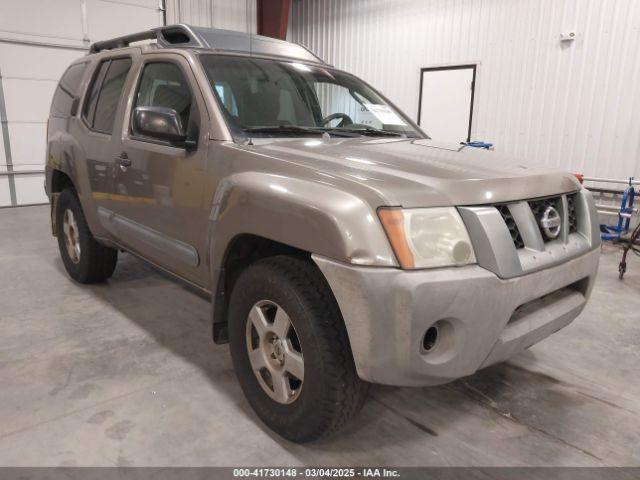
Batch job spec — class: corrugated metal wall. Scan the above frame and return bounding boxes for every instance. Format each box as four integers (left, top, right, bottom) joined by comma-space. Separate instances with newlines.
165, 0, 256, 31
290, 0, 640, 180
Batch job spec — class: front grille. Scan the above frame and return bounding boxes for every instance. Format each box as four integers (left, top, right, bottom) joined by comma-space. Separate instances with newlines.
529, 196, 562, 242
463, 191, 592, 279
496, 204, 525, 249
567, 193, 578, 234
493, 192, 580, 250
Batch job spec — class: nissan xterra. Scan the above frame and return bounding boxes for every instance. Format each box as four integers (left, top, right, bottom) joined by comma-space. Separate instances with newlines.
45, 25, 600, 442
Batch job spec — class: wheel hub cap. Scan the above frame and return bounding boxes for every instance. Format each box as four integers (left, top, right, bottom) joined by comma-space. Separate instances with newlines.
246, 300, 304, 404
270, 338, 285, 365
62, 208, 81, 264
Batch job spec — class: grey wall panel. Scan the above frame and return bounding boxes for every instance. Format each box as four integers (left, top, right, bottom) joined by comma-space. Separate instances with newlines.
290, 0, 640, 181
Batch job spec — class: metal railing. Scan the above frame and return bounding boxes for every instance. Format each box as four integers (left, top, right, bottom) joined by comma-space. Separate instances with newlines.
0, 170, 45, 176
583, 176, 640, 186
583, 176, 639, 218
583, 176, 637, 241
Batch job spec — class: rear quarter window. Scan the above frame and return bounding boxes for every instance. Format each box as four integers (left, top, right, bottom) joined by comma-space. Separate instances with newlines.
83, 57, 132, 134
50, 62, 88, 118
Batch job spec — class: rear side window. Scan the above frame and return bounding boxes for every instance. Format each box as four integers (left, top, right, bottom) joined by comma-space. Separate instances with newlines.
51, 62, 88, 118
83, 58, 132, 134
83, 61, 110, 126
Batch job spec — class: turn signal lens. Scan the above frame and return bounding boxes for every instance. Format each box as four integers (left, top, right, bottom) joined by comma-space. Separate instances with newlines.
377, 208, 415, 269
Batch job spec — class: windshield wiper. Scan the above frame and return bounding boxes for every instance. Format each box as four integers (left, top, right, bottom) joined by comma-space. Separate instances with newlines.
243, 125, 324, 136
333, 126, 408, 137
243, 124, 412, 138
243, 125, 361, 138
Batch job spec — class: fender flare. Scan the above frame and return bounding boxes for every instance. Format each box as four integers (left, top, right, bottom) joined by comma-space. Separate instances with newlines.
206, 171, 397, 340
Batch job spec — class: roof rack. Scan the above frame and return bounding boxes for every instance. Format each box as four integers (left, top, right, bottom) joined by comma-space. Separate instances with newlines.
89, 25, 202, 53
88, 24, 326, 65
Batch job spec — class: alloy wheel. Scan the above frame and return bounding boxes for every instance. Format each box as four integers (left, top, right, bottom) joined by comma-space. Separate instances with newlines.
245, 300, 304, 404
62, 208, 81, 264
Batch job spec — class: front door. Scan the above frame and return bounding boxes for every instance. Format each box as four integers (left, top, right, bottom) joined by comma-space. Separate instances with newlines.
107, 56, 211, 287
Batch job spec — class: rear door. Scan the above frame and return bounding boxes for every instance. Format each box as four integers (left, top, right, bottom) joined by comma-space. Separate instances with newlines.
106, 54, 211, 286
79, 55, 135, 218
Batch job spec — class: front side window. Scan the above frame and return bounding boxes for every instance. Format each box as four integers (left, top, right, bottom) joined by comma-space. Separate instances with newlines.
199, 55, 422, 139
83, 58, 132, 133
133, 62, 193, 130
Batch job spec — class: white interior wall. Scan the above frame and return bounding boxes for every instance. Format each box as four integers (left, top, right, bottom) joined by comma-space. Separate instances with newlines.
290, 0, 640, 181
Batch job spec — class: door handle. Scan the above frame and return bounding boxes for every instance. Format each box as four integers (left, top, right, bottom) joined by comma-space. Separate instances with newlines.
115, 152, 131, 170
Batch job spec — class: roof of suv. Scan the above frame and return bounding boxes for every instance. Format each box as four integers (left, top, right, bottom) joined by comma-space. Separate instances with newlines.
89, 24, 325, 66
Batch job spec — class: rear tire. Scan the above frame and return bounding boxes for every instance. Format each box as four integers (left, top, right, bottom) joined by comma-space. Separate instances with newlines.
228, 255, 368, 442
56, 188, 117, 283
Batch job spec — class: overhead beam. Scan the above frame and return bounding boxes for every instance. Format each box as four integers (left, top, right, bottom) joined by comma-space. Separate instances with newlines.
256, 0, 291, 40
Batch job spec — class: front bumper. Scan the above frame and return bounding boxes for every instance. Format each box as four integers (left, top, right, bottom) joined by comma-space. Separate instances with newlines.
313, 247, 599, 386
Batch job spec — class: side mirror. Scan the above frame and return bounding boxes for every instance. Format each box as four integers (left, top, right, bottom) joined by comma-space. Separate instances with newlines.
132, 106, 187, 144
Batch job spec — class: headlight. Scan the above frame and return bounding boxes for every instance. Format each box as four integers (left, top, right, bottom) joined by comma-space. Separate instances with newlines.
378, 207, 476, 269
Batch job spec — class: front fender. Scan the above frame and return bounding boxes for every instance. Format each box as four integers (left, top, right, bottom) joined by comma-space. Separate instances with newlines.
208, 171, 397, 286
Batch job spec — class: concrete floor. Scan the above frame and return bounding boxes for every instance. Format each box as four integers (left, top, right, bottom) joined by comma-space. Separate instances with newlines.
0, 205, 639, 467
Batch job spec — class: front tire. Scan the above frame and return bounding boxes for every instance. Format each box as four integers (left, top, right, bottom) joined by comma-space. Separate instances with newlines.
228, 256, 368, 442
56, 188, 117, 283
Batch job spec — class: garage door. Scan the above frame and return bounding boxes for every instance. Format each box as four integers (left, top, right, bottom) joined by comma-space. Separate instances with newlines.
0, 0, 162, 207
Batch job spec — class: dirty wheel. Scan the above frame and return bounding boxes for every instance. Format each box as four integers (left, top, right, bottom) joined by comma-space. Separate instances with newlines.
245, 300, 305, 404
56, 188, 118, 283
62, 207, 82, 264
228, 255, 368, 442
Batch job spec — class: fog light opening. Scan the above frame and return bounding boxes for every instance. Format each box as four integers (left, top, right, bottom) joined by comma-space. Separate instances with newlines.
422, 325, 439, 353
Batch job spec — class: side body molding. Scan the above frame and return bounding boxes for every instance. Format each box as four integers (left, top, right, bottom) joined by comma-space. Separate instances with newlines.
97, 207, 200, 267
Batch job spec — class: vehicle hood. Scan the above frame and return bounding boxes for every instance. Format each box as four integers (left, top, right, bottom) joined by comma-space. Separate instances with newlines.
244, 137, 581, 207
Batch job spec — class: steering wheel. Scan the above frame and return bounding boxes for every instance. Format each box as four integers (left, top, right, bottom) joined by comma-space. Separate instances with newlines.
322, 112, 354, 128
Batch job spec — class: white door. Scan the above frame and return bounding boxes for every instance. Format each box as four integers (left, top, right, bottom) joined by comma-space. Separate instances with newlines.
0, 0, 162, 207
418, 65, 475, 144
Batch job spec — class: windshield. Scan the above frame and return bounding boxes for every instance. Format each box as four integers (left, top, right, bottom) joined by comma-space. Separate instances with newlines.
199, 54, 423, 139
